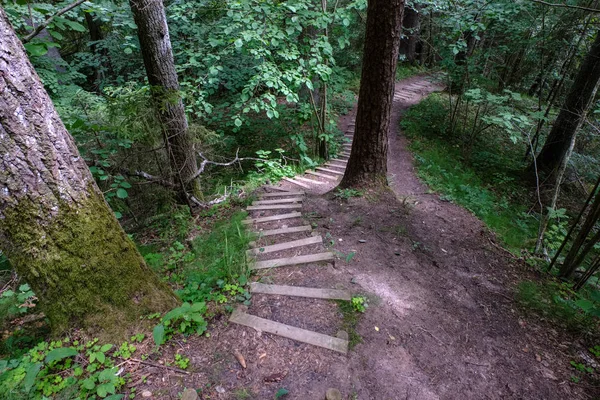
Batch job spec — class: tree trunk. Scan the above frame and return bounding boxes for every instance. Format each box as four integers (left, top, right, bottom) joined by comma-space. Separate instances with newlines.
533, 30, 600, 179
341, 0, 404, 187
0, 9, 177, 337
129, 0, 200, 203
399, 5, 420, 64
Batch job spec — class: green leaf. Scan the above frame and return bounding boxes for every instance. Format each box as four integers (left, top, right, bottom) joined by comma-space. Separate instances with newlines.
100, 344, 113, 353
153, 324, 165, 347
234, 38, 243, 48
45, 347, 78, 363
116, 188, 128, 199
23, 363, 42, 393
124, 47, 133, 55
64, 20, 86, 32
82, 377, 96, 390
275, 388, 289, 398
96, 352, 106, 364
234, 118, 242, 127
24, 43, 48, 57
105, 395, 125, 400
114, 211, 123, 219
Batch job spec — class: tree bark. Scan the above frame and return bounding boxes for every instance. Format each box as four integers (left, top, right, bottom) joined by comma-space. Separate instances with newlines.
341, 0, 404, 187
129, 0, 200, 203
0, 9, 177, 337
399, 5, 420, 64
533, 30, 600, 179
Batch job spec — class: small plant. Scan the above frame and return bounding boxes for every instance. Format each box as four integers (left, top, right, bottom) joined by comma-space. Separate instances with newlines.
174, 354, 190, 370
351, 296, 368, 313
333, 188, 363, 200
153, 302, 209, 347
590, 345, 600, 359
570, 360, 594, 374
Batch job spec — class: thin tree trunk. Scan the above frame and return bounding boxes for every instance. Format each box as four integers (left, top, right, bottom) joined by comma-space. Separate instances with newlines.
341, 0, 404, 186
0, 9, 177, 337
129, 0, 200, 203
399, 5, 420, 64
533, 30, 600, 179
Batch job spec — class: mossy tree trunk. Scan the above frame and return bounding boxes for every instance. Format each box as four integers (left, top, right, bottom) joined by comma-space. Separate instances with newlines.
0, 9, 178, 337
129, 0, 201, 203
341, 0, 404, 187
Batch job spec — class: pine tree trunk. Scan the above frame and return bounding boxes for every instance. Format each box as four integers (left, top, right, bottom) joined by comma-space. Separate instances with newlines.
341, 0, 404, 187
534, 30, 600, 179
0, 9, 178, 337
129, 0, 200, 202
399, 5, 420, 64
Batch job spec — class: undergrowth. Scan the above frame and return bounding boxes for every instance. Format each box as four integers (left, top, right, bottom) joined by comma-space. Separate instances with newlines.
400, 93, 537, 252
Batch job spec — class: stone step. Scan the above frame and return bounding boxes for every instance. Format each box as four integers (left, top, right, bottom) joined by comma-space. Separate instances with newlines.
260, 191, 304, 198
230, 308, 348, 354
247, 235, 322, 256
295, 176, 325, 185
252, 225, 312, 238
242, 212, 302, 225
251, 252, 335, 270
250, 282, 351, 300
246, 204, 302, 211
253, 197, 303, 205
282, 177, 311, 189
316, 167, 344, 176
306, 170, 338, 180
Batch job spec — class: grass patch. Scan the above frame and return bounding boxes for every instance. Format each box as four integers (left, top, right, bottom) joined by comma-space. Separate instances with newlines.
396, 64, 426, 81
336, 300, 363, 350
400, 94, 537, 252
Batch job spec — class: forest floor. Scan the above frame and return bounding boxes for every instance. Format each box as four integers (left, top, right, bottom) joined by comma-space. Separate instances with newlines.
136, 76, 595, 399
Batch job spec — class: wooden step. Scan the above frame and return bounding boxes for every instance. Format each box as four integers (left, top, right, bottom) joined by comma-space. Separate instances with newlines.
247, 235, 322, 256
260, 191, 304, 198
282, 177, 310, 189
330, 159, 347, 163
306, 170, 338, 180
246, 204, 302, 211
242, 212, 302, 225
324, 163, 345, 170
295, 176, 324, 185
253, 225, 312, 238
316, 167, 344, 175
253, 197, 303, 205
230, 308, 348, 354
265, 185, 296, 192
250, 282, 351, 300
251, 252, 335, 270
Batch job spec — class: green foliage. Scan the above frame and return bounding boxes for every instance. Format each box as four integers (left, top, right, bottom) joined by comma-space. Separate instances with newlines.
274, 388, 289, 399
351, 296, 368, 313
153, 302, 208, 347
333, 188, 363, 200
0, 284, 36, 323
336, 300, 364, 350
173, 354, 190, 370
401, 94, 536, 252
252, 149, 297, 181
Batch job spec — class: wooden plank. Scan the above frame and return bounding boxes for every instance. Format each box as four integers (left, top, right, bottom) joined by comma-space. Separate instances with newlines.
230, 308, 348, 354
316, 167, 344, 175
264, 185, 296, 192
260, 191, 304, 197
252, 225, 312, 238
324, 163, 346, 170
246, 204, 302, 211
306, 170, 338, 180
295, 176, 324, 185
282, 177, 310, 189
250, 282, 351, 300
247, 235, 322, 255
251, 252, 335, 270
253, 197, 303, 205
330, 159, 348, 163
242, 212, 302, 225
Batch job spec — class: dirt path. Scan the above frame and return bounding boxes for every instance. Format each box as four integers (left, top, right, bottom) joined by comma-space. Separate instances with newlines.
137, 76, 592, 399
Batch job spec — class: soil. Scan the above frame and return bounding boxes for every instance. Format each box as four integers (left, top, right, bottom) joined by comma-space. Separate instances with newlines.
133, 75, 597, 399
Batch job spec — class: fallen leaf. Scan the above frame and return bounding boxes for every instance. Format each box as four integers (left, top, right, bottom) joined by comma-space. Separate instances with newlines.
264, 370, 288, 382
233, 349, 246, 369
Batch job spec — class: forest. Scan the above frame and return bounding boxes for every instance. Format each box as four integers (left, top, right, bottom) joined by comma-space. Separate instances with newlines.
3, 0, 600, 398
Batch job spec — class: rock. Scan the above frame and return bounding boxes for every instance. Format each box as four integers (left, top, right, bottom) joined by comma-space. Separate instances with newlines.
325, 388, 342, 400
181, 389, 199, 400
215, 385, 226, 394
141, 391, 152, 398
358, 239, 366, 243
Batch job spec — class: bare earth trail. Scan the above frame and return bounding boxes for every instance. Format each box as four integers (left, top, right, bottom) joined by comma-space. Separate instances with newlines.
139, 76, 592, 399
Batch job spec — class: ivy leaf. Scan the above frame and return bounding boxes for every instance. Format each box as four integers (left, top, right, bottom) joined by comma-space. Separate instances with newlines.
116, 188, 128, 199
45, 347, 78, 363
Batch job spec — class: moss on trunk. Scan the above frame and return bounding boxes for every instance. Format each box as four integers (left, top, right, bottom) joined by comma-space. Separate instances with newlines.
1, 186, 178, 339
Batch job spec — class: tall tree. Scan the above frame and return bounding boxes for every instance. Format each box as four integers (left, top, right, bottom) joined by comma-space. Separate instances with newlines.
129, 0, 201, 203
341, 0, 404, 186
399, 4, 420, 64
0, 8, 177, 336
534, 30, 600, 179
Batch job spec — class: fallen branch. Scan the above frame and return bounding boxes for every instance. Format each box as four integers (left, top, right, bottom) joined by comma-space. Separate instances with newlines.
529, 0, 600, 12
187, 149, 262, 182
23, 0, 87, 43
126, 358, 190, 375
120, 169, 176, 188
